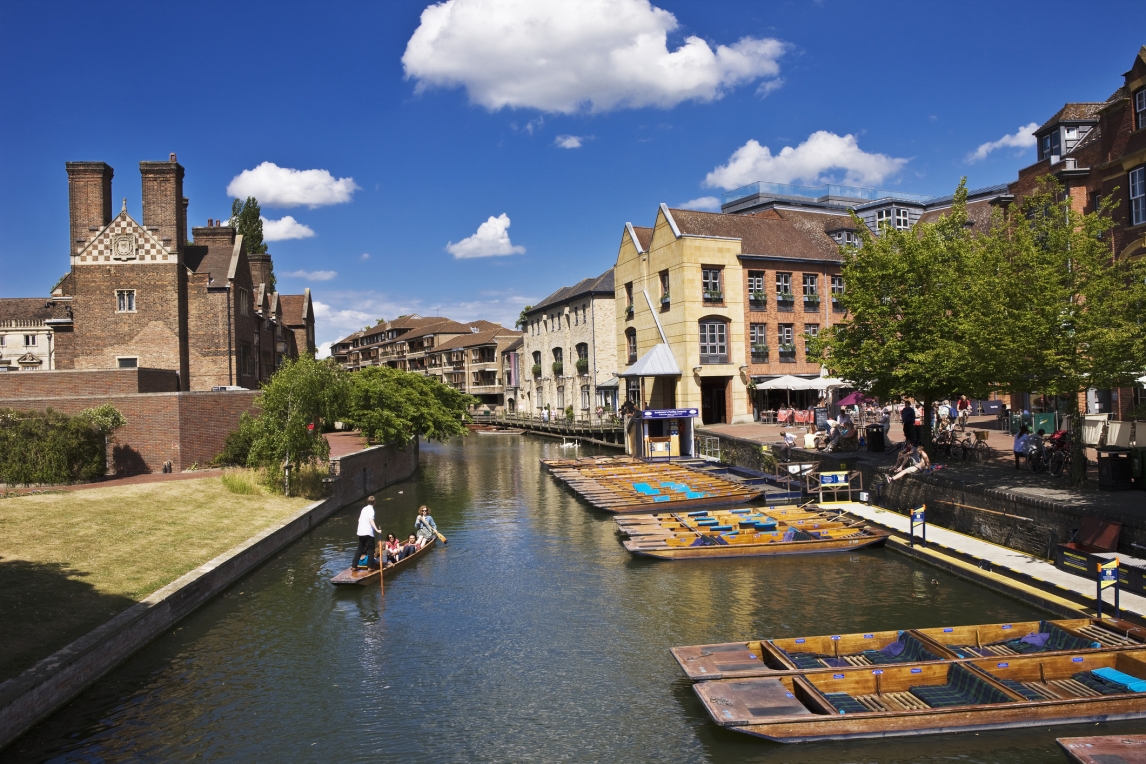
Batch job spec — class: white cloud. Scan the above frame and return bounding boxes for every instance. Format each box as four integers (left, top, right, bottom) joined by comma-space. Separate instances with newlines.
554, 135, 584, 149
446, 213, 526, 258
360, 253, 370, 261
703, 131, 909, 190
966, 122, 1039, 162
678, 196, 721, 211
755, 77, 784, 97
261, 215, 315, 241
283, 269, 337, 281
316, 341, 334, 359
227, 162, 359, 208
402, 0, 786, 114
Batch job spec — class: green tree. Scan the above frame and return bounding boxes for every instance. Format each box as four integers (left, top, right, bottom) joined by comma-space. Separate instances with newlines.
809, 181, 1005, 447
230, 197, 272, 289
988, 178, 1146, 484
246, 356, 349, 492
344, 365, 476, 446
515, 305, 532, 329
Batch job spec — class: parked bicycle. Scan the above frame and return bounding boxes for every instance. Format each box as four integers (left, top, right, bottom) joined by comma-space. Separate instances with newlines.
1046, 430, 1072, 477
1025, 432, 1048, 473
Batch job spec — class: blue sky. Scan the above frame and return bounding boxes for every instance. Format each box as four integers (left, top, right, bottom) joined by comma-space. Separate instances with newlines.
2, 0, 1142, 354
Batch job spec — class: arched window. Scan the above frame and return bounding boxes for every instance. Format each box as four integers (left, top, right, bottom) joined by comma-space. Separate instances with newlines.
552, 347, 564, 376
698, 317, 728, 364
531, 351, 541, 377
625, 328, 637, 364
575, 342, 589, 375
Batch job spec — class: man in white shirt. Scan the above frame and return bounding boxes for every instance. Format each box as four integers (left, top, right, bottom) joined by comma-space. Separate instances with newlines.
353, 496, 380, 570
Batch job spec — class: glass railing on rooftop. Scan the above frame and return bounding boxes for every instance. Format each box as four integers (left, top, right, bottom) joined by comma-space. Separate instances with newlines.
721, 181, 934, 208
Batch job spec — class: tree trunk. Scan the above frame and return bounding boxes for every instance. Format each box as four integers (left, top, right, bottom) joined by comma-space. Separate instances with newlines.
919, 397, 934, 451
1069, 391, 1086, 487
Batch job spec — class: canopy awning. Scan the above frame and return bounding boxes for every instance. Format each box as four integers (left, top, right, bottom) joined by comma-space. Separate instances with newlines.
618, 344, 682, 377
754, 374, 818, 390
596, 376, 620, 389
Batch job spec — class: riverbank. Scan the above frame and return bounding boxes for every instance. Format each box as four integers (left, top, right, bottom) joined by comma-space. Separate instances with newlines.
0, 475, 311, 682
0, 439, 419, 752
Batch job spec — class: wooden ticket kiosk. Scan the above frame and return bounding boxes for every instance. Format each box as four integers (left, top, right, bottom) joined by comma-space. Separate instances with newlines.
638, 408, 697, 460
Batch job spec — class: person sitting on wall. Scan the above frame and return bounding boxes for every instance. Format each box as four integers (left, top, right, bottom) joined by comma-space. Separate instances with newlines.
828, 415, 858, 451
889, 443, 930, 482
1013, 425, 1031, 470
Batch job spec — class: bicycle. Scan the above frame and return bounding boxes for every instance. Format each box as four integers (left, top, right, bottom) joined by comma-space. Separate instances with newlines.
1046, 430, 1071, 477
1025, 435, 1048, 474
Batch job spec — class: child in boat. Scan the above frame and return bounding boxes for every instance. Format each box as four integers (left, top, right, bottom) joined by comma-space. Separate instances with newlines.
382, 534, 402, 567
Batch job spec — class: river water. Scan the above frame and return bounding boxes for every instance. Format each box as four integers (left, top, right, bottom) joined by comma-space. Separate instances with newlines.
6, 436, 1142, 763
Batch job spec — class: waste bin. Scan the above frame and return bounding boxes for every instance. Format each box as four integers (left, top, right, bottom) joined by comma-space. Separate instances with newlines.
1032, 412, 1056, 434
1097, 447, 1133, 491
1131, 446, 1146, 490
866, 424, 884, 453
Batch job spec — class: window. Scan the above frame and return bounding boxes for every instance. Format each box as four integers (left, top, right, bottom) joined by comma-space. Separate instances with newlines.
833, 231, 859, 246
776, 272, 793, 300
1039, 130, 1061, 161
778, 323, 794, 349
1130, 166, 1146, 226
581, 385, 590, 410
557, 386, 565, 409
805, 324, 820, 359
702, 268, 722, 300
660, 270, 670, 299
876, 208, 891, 228
116, 289, 136, 312
625, 282, 634, 308
831, 274, 845, 297
117, 357, 138, 368
0, 335, 4, 346
1137, 89, 1146, 130
802, 274, 818, 298
626, 328, 637, 364
627, 378, 640, 405
750, 323, 766, 346
747, 270, 765, 300
239, 343, 254, 376
24, 334, 36, 346
238, 288, 249, 317
895, 208, 910, 230
699, 320, 727, 363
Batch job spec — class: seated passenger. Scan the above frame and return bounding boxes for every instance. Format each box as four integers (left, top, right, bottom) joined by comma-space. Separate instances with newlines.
399, 534, 419, 560
382, 533, 401, 566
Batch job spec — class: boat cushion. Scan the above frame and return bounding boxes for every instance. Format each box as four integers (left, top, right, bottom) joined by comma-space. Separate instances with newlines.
1090, 667, 1146, 693
987, 622, 1099, 654
823, 692, 869, 714
996, 677, 1044, 700
781, 652, 827, 670
1072, 671, 1129, 695
910, 664, 1012, 708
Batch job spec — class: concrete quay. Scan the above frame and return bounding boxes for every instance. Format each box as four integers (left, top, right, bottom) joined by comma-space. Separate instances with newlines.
835, 501, 1146, 625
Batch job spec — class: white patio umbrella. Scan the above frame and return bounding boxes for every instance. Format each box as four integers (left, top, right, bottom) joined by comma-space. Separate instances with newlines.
758, 374, 817, 390
808, 377, 847, 391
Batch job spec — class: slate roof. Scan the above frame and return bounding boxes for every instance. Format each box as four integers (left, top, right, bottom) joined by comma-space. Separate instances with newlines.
434, 327, 520, 350
667, 208, 850, 261
1037, 102, 1105, 132
528, 269, 615, 315
502, 337, 523, 352
0, 298, 70, 322
633, 226, 653, 251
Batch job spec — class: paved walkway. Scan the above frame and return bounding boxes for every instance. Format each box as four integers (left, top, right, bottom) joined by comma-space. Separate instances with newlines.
325, 431, 369, 458
1, 469, 222, 496
835, 501, 1146, 621
704, 419, 1145, 516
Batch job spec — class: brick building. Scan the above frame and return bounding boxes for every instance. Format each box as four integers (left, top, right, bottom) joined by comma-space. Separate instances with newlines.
1007, 45, 1146, 419
0, 155, 315, 390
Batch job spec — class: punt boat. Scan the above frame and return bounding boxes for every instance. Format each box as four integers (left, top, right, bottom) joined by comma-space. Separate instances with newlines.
330, 535, 437, 586
692, 648, 1146, 742
615, 506, 849, 538
1057, 734, 1146, 763
671, 618, 1146, 680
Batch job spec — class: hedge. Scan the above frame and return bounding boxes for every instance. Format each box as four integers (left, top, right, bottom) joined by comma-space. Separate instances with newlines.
0, 408, 114, 485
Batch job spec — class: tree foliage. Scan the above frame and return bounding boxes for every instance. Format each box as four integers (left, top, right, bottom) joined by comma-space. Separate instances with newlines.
230, 196, 272, 289
810, 180, 1004, 443
515, 305, 532, 329
246, 357, 348, 472
344, 365, 476, 446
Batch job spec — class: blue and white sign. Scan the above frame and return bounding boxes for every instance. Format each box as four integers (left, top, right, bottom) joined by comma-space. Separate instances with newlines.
911, 508, 925, 523
821, 471, 848, 485
642, 408, 699, 419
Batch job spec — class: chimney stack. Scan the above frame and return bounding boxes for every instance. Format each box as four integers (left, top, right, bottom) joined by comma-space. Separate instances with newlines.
182, 197, 189, 246
139, 155, 185, 256
65, 162, 113, 255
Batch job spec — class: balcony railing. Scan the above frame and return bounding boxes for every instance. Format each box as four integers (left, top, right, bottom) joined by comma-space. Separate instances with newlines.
552, 361, 564, 376
699, 353, 729, 365
750, 347, 769, 364
776, 293, 795, 311
803, 296, 821, 312
575, 358, 589, 375
832, 295, 845, 311
748, 291, 767, 311
531, 364, 542, 378
702, 290, 724, 303
778, 346, 797, 363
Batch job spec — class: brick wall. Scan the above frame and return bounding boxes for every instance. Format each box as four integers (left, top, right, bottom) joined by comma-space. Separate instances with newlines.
0, 390, 258, 474
0, 367, 179, 398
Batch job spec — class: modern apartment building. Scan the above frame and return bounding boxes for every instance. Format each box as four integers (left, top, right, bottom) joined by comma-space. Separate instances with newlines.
518, 270, 617, 417
330, 314, 521, 410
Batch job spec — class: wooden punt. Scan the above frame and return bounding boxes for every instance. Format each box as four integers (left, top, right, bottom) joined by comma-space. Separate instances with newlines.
1057, 734, 1146, 763
622, 524, 889, 560
541, 457, 765, 514
693, 648, 1146, 743
614, 505, 848, 538
671, 618, 1146, 681
330, 535, 436, 586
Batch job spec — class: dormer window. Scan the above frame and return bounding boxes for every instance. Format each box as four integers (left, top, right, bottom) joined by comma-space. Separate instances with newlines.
1136, 89, 1146, 130
1039, 130, 1061, 161
895, 209, 910, 230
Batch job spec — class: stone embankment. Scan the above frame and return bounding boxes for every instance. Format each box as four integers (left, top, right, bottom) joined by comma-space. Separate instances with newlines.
0, 440, 418, 751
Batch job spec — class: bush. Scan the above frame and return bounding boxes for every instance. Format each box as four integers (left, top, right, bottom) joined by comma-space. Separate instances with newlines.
221, 469, 262, 495
215, 412, 257, 467
262, 462, 328, 499
0, 407, 114, 486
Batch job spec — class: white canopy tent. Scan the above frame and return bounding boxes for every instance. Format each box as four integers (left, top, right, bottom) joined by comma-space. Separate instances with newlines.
757, 374, 818, 390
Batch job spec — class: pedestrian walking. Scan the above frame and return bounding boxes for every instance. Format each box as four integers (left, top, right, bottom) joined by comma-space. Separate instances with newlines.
353, 496, 380, 570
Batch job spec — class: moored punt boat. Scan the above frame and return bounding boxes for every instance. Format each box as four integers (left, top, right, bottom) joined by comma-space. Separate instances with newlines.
330, 535, 437, 586
1057, 734, 1146, 763
542, 457, 764, 514
693, 648, 1146, 743
622, 523, 889, 560
671, 618, 1146, 681
614, 505, 851, 538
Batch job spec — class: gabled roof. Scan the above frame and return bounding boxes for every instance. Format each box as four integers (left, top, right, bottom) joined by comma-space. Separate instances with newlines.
1037, 102, 1105, 132
618, 343, 681, 377
527, 269, 615, 316
434, 327, 520, 350
502, 337, 523, 352
76, 207, 172, 261
279, 289, 312, 327
668, 207, 849, 262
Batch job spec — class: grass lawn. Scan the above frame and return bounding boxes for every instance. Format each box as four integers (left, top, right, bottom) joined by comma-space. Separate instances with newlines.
0, 475, 311, 682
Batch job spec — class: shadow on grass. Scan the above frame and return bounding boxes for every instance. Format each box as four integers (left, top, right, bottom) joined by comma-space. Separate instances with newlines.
0, 557, 136, 683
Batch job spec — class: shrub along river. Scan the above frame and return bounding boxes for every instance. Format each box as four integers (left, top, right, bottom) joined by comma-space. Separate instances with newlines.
5, 436, 1141, 763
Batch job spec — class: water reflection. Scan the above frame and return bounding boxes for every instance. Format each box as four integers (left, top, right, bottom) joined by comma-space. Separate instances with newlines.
4, 436, 1125, 764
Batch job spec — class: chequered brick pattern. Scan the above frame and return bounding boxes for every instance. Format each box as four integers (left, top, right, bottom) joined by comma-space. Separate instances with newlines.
75, 211, 171, 263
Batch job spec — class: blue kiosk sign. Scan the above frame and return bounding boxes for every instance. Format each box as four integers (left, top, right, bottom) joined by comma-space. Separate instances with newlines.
637, 409, 698, 459
641, 408, 699, 419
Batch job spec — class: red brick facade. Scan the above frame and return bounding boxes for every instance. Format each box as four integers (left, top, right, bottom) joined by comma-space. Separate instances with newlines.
0, 367, 178, 398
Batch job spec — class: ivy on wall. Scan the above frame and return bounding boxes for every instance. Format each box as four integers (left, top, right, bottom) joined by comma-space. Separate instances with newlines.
0, 405, 124, 486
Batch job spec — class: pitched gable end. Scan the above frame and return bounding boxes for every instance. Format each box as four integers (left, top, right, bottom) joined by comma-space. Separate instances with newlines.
74, 208, 173, 263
